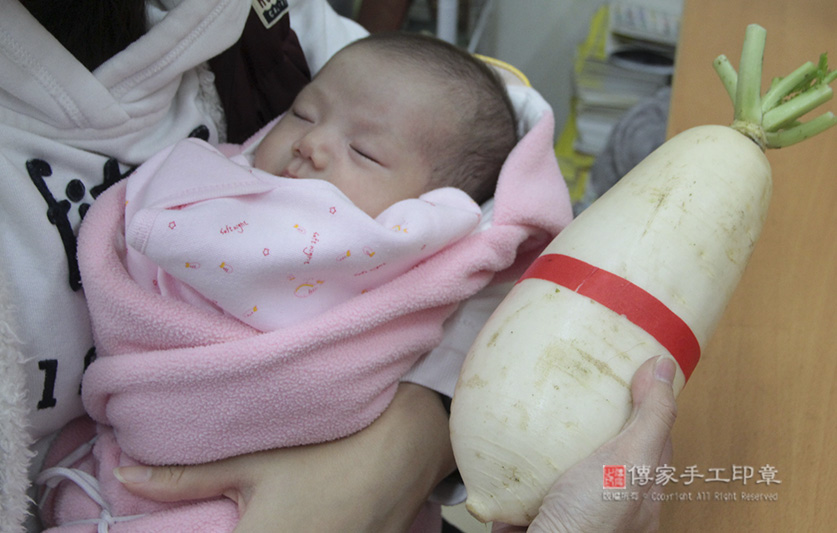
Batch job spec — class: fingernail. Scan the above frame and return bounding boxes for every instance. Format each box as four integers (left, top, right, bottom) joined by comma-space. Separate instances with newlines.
654, 356, 676, 385
113, 466, 152, 484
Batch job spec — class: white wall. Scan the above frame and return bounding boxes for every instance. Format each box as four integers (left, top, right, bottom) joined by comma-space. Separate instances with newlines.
475, 0, 611, 136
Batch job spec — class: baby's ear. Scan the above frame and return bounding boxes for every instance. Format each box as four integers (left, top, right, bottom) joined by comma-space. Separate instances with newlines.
474, 54, 530, 88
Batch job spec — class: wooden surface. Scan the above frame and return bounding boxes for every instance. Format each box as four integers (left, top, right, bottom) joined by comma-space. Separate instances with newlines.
661, 0, 837, 530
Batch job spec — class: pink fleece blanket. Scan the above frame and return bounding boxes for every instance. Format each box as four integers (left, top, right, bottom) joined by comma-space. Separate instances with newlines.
40, 111, 570, 532
76, 111, 571, 467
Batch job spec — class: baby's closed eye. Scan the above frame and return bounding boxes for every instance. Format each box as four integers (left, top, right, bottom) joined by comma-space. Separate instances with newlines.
351, 145, 381, 165
292, 109, 314, 123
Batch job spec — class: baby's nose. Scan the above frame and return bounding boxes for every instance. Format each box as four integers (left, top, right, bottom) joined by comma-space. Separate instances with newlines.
293, 130, 332, 169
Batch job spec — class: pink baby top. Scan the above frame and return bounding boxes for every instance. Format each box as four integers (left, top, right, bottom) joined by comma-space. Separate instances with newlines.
124, 138, 482, 331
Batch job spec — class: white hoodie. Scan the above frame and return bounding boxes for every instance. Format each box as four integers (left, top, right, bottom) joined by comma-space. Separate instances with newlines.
0, 1, 366, 529
0, 0, 250, 445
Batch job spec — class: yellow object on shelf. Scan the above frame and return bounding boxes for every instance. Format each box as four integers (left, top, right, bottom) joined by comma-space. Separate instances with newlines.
554, 99, 595, 205
554, 6, 610, 205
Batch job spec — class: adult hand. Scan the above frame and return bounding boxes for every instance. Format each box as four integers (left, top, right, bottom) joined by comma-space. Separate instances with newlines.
114, 383, 455, 532
493, 355, 678, 533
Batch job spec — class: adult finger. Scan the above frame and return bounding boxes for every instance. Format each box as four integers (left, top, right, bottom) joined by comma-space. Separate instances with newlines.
615, 356, 678, 462
114, 459, 248, 508
491, 523, 525, 532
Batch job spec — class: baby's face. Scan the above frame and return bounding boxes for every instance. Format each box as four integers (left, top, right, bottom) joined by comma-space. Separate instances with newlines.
253, 46, 446, 218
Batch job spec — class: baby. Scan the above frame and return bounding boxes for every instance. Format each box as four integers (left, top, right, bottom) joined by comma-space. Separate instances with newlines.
125, 32, 518, 330
253, 31, 516, 216
41, 32, 571, 533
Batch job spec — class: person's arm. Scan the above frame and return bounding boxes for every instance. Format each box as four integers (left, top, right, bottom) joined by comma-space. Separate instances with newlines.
115, 382, 454, 532
493, 356, 678, 532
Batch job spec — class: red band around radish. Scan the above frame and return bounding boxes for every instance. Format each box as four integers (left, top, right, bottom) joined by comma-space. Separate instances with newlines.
517, 254, 700, 382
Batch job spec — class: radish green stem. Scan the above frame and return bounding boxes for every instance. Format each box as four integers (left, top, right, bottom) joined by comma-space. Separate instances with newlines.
761, 61, 817, 112
763, 84, 834, 130
713, 55, 738, 102
713, 24, 837, 149
733, 25, 766, 127
764, 112, 837, 147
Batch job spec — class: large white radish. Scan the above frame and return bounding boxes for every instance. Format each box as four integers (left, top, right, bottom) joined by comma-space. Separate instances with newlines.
449, 24, 837, 526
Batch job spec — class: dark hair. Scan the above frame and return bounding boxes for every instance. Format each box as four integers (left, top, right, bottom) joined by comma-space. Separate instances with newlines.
345, 32, 517, 205
21, 0, 148, 72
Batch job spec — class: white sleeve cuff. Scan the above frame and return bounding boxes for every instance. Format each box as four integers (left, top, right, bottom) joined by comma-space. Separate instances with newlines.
401, 281, 513, 398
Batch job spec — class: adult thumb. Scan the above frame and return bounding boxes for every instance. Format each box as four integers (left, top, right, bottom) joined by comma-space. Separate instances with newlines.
114, 461, 244, 506
618, 355, 678, 460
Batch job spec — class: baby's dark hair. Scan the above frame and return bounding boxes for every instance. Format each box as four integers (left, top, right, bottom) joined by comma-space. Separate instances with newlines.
345, 32, 518, 205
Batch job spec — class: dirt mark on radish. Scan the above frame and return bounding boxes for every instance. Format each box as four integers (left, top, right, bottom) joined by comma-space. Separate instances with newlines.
486, 300, 534, 349
464, 373, 489, 389
513, 400, 530, 431
641, 177, 678, 238
536, 342, 629, 391
579, 351, 629, 389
